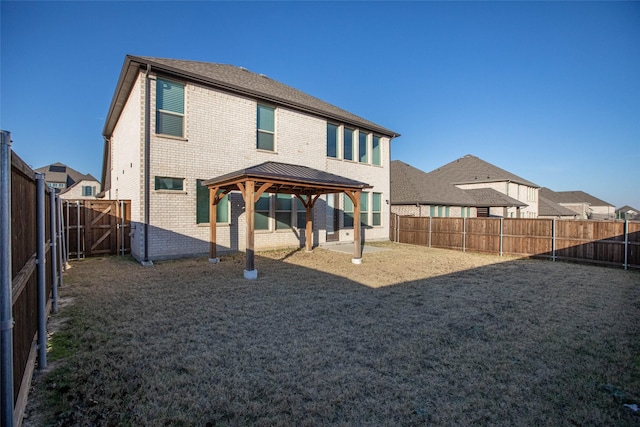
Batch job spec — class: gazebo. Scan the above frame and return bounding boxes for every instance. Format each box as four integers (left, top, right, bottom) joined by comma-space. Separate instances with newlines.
202, 162, 372, 279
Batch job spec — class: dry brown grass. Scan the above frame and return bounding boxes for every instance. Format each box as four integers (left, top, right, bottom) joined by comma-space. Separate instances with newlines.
24, 242, 640, 426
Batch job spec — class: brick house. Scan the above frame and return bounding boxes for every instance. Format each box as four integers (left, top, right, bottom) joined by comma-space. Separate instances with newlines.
35, 162, 100, 199
391, 156, 538, 218
100, 55, 398, 263
540, 188, 616, 220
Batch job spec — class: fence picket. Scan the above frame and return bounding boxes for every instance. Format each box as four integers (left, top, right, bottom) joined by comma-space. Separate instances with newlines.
390, 213, 639, 270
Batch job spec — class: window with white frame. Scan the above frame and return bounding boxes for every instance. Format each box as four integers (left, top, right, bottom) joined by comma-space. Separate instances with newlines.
296, 198, 307, 229
343, 127, 354, 161
359, 131, 368, 163
343, 194, 354, 228
372, 135, 381, 166
196, 180, 230, 224
257, 104, 275, 151
327, 123, 339, 158
527, 187, 536, 202
372, 192, 382, 226
154, 176, 184, 191
255, 193, 270, 230
275, 194, 293, 230
360, 192, 369, 226
156, 78, 185, 137
82, 186, 95, 197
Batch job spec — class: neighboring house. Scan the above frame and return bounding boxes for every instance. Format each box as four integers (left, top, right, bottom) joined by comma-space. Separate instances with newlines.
391, 155, 538, 218
35, 162, 100, 199
615, 205, 640, 221
541, 188, 615, 220
537, 191, 579, 219
101, 55, 398, 262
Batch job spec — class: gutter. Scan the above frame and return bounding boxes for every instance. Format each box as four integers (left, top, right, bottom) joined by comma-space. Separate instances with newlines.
142, 64, 152, 266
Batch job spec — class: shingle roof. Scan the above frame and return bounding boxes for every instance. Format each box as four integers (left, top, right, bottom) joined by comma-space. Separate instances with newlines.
427, 154, 539, 188
550, 190, 614, 207
538, 195, 579, 217
390, 160, 477, 205
463, 188, 527, 208
391, 160, 526, 208
103, 55, 399, 139
35, 162, 98, 187
203, 161, 371, 193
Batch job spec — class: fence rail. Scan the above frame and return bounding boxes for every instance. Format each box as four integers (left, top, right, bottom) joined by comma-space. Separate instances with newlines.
390, 214, 640, 269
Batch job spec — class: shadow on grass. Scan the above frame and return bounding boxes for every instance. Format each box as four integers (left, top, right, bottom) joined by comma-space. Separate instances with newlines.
29, 244, 640, 426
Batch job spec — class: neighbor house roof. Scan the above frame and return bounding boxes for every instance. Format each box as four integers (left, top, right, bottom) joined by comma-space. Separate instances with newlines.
35, 162, 99, 189
390, 160, 527, 208
390, 160, 477, 205
616, 205, 639, 215
427, 154, 539, 188
103, 55, 399, 139
538, 195, 579, 217
542, 188, 614, 207
202, 161, 371, 195
464, 188, 526, 208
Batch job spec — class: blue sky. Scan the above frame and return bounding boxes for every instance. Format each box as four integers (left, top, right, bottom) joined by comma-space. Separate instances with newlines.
1, 1, 639, 209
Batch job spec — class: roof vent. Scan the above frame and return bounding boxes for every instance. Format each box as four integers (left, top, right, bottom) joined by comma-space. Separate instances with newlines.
238, 66, 248, 72
259, 73, 268, 78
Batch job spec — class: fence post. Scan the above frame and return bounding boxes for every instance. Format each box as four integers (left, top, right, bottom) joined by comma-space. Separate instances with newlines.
624, 220, 628, 270
120, 200, 125, 255
1, 130, 14, 427
428, 216, 432, 248
76, 200, 81, 259
49, 188, 58, 314
36, 174, 47, 370
552, 218, 556, 262
499, 217, 503, 256
462, 217, 466, 252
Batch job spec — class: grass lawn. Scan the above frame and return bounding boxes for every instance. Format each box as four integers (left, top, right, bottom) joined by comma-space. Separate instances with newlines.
24, 242, 640, 426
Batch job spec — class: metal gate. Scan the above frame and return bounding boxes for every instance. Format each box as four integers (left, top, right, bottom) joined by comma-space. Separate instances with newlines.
63, 200, 131, 258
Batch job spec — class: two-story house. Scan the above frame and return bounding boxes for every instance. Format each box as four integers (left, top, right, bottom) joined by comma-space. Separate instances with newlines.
391, 155, 539, 218
101, 56, 398, 267
35, 162, 100, 199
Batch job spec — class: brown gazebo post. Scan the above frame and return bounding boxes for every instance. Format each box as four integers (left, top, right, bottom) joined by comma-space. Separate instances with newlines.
244, 180, 257, 279
209, 187, 219, 263
352, 190, 362, 264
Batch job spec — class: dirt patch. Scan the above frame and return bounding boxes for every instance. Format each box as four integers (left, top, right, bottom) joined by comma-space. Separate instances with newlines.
24, 243, 640, 425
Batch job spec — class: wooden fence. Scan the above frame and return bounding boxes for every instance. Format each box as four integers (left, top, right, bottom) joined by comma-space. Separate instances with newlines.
63, 199, 131, 258
6, 149, 55, 426
390, 214, 640, 269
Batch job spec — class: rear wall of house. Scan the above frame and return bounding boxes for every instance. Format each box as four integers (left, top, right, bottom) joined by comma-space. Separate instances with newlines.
140, 73, 391, 260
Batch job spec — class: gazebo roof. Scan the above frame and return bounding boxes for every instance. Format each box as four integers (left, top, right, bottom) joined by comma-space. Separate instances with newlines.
202, 161, 372, 194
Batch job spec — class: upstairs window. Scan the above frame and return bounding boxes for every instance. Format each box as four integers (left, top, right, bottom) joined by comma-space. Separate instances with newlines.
156, 78, 184, 137
257, 105, 275, 151
359, 132, 368, 163
372, 135, 381, 166
327, 123, 339, 158
343, 128, 354, 161
82, 186, 95, 197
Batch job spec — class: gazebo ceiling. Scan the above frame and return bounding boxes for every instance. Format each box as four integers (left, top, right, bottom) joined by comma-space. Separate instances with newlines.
202, 161, 372, 195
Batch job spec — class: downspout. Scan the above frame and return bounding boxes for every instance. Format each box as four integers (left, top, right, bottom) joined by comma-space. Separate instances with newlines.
143, 64, 153, 266
1, 130, 14, 427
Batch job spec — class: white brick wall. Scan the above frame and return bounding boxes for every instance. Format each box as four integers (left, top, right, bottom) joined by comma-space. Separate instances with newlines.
108, 73, 145, 259
59, 179, 100, 199
110, 72, 393, 260
391, 204, 478, 218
